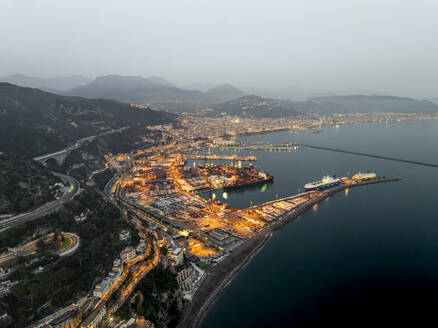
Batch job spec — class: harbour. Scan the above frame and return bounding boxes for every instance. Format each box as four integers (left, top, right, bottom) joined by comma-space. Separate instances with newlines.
200, 119, 438, 328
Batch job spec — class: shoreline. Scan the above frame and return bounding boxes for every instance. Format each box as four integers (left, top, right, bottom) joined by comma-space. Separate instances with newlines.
178, 230, 272, 328
178, 177, 402, 328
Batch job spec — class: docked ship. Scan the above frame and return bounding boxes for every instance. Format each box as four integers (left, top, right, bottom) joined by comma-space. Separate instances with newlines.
224, 171, 273, 189
304, 175, 340, 191
352, 172, 376, 181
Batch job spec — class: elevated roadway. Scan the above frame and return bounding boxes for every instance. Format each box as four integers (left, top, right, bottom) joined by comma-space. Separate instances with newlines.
0, 173, 80, 230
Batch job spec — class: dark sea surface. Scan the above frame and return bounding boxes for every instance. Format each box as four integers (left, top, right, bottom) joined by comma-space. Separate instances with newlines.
201, 119, 438, 327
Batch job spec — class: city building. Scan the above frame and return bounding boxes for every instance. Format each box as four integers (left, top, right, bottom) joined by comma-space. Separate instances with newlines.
169, 247, 184, 266
0, 281, 17, 298
119, 230, 131, 241
112, 258, 123, 272
206, 229, 236, 248
93, 272, 121, 298
79, 302, 106, 328
92, 280, 110, 298
176, 265, 196, 292
120, 246, 136, 263
47, 310, 82, 328
0, 267, 13, 279
0, 284, 9, 298
119, 317, 155, 328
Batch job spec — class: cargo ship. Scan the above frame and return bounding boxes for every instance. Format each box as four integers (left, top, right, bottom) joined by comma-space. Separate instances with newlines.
352, 172, 376, 181
224, 172, 273, 189
304, 175, 340, 191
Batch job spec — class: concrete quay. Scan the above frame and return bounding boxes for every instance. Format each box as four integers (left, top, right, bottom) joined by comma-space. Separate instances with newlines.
179, 177, 402, 328
272, 177, 402, 230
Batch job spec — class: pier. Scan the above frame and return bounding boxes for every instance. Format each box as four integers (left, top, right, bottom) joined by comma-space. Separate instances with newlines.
222, 143, 438, 168
180, 176, 402, 328
184, 154, 257, 161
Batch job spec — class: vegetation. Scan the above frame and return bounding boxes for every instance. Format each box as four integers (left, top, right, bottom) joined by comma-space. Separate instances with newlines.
0, 153, 61, 214
115, 264, 181, 328
0, 187, 131, 326
0, 82, 174, 157
52, 126, 161, 183
93, 169, 116, 190
209, 95, 303, 118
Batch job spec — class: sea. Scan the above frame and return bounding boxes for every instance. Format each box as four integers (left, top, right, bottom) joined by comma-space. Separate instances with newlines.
200, 119, 438, 327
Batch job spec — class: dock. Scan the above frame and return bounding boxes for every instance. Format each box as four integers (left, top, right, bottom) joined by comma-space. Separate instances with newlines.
270, 177, 402, 229
184, 154, 257, 161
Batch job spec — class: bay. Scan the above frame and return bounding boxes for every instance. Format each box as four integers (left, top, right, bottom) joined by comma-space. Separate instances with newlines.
201, 119, 438, 327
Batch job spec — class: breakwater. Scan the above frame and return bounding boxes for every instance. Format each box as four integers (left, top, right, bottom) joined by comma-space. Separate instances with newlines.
180, 177, 402, 328
224, 143, 438, 168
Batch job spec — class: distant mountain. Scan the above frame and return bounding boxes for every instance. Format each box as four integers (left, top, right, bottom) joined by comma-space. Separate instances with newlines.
65, 75, 203, 102
204, 84, 246, 101
0, 73, 91, 91
309, 95, 438, 114
209, 95, 302, 118
183, 82, 217, 92
0, 83, 174, 157
429, 98, 438, 105
147, 76, 177, 88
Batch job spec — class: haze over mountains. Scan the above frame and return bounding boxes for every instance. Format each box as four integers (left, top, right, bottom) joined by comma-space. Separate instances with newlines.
309, 95, 438, 114
0, 74, 247, 103
0, 74, 92, 92
1, 74, 437, 118
0, 83, 173, 157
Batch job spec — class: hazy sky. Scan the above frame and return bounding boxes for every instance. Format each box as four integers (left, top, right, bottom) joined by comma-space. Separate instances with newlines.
1, 0, 437, 97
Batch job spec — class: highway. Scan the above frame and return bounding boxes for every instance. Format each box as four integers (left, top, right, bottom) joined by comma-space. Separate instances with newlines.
0, 173, 80, 230
33, 127, 129, 163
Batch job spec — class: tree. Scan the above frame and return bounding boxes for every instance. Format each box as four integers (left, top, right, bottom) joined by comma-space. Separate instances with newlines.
36, 239, 46, 251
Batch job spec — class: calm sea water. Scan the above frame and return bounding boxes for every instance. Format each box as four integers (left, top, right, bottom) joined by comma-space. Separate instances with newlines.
201, 119, 438, 327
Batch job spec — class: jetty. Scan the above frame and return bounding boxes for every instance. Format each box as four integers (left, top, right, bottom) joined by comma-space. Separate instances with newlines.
184, 154, 257, 161
222, 143, 438, 168
178, 176, 402, 328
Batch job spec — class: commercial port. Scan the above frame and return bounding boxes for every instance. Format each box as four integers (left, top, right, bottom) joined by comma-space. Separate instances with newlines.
111, 145, 401, 262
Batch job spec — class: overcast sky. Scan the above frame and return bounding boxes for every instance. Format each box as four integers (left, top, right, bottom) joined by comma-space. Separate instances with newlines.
1, 0, 437, 98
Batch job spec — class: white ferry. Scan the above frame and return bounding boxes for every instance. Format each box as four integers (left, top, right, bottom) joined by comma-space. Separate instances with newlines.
352, 172, 377, 181
304, 176, 340, 191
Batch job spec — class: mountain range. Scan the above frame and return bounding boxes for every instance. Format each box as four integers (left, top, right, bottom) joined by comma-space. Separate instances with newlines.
0, 73, 92, 92
208, 95, 303, 117
64, 75, 246, 103
310, 95, 438, 114
1, 74, 246, 104
2, 74, 437, 116
207, 94, 438, 118
0, 83, 173, 157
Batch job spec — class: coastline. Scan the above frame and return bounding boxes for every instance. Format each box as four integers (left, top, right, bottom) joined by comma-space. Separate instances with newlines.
178, 230, 272, 328
178, 177, 402, 328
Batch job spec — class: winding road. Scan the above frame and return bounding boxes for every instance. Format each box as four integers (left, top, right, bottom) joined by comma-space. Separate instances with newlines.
0, 173, 80, 230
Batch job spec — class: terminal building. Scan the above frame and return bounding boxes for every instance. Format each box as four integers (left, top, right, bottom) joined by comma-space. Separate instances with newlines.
207, 229, 237, 249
